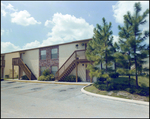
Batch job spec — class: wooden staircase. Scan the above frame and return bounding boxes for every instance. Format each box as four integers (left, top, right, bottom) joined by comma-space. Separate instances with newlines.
12, 58, 36, 80
55, 50, 90, 81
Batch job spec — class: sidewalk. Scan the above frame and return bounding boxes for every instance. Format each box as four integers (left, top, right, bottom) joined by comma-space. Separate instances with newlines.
3, 79, 92, 86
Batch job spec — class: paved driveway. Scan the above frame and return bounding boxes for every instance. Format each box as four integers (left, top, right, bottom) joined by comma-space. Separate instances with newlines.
1, 81, 149, 118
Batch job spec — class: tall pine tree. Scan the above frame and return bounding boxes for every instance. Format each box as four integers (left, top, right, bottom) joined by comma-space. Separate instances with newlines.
86, 17, 114, 84
119, 2, 149, 88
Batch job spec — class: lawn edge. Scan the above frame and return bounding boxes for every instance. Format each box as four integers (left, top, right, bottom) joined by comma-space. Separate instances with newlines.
81, 84, 149, 106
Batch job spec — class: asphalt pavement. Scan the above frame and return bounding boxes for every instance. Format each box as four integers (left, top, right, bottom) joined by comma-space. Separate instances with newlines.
1, 81, 149, 118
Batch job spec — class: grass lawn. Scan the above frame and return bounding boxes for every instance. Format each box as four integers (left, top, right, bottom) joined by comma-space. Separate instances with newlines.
84, 75, 149, 102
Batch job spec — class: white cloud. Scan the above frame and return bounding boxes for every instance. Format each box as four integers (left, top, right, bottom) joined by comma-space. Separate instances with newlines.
1, 10, 7, 16
1, 42, 21, 53
112, 1, 149, 25
1, 29, 5, 35
1, 3, 17, 17
23, 40, 41, 49
43, 13, 94, 46
5, 3, 17, 11
112, 35, 119, 44
10, 10, 41, 26
2, 13, 94, 53
44, 20, 54, 27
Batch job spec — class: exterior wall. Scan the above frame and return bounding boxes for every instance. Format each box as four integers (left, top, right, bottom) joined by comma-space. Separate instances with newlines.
59, 42, 86, 68
4, 52, 19, 78
39, 45, 59, 76
22, 49, 39, 78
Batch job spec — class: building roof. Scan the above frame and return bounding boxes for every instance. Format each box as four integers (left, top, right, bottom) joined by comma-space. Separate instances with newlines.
1, 38, 92, 55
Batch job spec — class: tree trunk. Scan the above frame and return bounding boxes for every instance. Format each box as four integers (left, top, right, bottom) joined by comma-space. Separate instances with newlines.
114, 61, 116, 73
101, 62, 103, 70
135, 53, 138, 88
128, 52, 131, 87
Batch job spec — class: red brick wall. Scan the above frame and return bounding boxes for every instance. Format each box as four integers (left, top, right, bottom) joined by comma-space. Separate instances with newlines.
39, 46, 59, 76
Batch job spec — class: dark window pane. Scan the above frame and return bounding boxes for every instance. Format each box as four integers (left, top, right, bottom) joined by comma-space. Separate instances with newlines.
41, 55, 46, 60
51, 54, 57, 59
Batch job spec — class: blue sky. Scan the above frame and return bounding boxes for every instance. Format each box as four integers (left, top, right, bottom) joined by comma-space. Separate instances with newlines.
1, 1, 149, 53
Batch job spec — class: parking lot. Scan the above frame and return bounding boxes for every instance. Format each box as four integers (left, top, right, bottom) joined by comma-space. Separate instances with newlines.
1, 81, 149, 118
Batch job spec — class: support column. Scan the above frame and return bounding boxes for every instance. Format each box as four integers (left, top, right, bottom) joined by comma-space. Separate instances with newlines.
90, 62, 92, 83
19, 66, 21, 79
76, 61, 78, 82
12, 65, 14, 79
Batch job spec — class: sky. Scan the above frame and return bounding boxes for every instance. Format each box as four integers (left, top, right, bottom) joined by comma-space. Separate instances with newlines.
1, 1, 149, 53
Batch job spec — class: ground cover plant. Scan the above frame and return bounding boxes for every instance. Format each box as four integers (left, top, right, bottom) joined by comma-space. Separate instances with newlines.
60, 75, 82, 82
85, 75, 149, 101
38, 69, 55, 81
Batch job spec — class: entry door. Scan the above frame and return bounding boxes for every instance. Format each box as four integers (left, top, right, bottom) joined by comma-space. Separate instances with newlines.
86, 64, 91, 82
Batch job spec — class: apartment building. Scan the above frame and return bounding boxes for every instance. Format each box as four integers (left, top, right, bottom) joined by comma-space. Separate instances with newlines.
1, 38, 98, 82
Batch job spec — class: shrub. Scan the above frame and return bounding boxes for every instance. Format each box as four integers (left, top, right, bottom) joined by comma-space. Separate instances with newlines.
62, 75, 82, 82
21, 75, 29, 80
5, 75, 9, 78
129, 86, 136, 94
98, 84, 107, 90
42, 69, 50, 76
109, 73, 119, 78
97, 77, 106, 83
45, 74, 55, 81
38, 75, 45, 81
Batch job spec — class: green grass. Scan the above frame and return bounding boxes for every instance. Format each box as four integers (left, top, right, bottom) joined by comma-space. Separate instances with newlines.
85, 76, 149, 102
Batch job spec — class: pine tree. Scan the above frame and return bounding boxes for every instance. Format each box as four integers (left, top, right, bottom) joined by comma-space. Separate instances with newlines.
119, 2, 149, 88
86, 17, 114, 84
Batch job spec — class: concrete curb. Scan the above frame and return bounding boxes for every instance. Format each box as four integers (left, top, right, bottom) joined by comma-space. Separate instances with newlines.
3, 79, 90, 86
81, 84, 149, 106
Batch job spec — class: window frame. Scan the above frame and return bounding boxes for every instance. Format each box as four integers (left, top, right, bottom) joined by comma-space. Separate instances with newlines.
51, 66, 58, 76
40, 50, 46, 60
51, 48, 58, 59
40, 66, 46, 76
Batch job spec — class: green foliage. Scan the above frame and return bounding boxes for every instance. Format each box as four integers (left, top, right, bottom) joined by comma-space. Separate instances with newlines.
85, 17, 114, 79
5, 75, 9, 78
42, 68, 50, 76
61, 75, 82, 82
21, 75, 29, 80
38, 74, 55, 81
109, 73, 119, 78
93, 76, 149, 96
118, 2, 149, 88
38, 75, 45, 81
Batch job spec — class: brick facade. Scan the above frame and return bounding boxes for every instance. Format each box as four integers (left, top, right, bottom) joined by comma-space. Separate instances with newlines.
39, 45, 59, 76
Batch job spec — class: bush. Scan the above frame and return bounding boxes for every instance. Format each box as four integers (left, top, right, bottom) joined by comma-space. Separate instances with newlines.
98, 84, 107, 90
62, 75, 82, 82
5, 75, 9, 78
109, 73, 119, 78
38, 74, 55, 81
45, 74, 55, 81
42, 69, 50, 76
21, 75, 29, 80
97, 77, 106, 83
38, 75, 45, 81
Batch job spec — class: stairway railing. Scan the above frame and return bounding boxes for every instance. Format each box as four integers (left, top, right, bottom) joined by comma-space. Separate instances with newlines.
55, 50, 86, 81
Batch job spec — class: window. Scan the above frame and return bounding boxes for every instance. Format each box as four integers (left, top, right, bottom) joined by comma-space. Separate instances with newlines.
51, 66, 58, 76
40, 66, 46, 76
51, 48, 58, 59
41, 50, 46, 60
